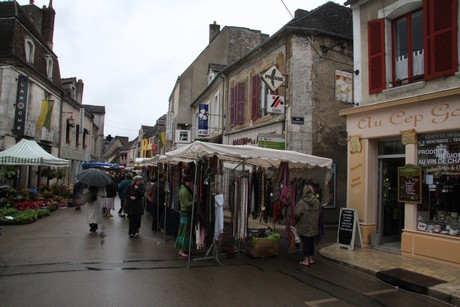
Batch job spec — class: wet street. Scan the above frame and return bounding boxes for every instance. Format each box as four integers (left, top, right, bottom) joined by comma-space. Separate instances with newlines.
0, 199, 452, 307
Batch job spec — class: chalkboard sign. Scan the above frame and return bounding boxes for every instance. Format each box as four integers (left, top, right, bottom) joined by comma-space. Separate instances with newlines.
337, 208, 362, 250
397, 164, 422, 204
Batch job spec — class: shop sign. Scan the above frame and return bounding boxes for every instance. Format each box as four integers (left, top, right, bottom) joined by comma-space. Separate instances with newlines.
417, 131, 460, 175
397, 164, 422, 204
337, 208, 362, 250
261, 66, 285, 92
197, 104, 209, 136
267, 95, 285, 114
258, 134, 285, 150
13, 75, 29, 136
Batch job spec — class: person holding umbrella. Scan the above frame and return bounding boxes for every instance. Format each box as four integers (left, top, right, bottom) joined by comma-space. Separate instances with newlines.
124, 175, 145, 238
75, 168, 112, 233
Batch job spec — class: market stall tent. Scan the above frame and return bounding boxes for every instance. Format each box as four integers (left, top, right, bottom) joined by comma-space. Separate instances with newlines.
165, 141, 333, 266
165, 141, 332, 169
0, 139, 69, 167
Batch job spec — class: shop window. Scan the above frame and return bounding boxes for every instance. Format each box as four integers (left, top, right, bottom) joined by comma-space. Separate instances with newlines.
378, 139, 405, 155
417, 132, 460, 236
368, 0, 458, 93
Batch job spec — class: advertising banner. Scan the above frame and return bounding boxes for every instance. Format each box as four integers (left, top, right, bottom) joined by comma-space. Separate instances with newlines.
13, 75, 29, 136
198, 104, 209, 136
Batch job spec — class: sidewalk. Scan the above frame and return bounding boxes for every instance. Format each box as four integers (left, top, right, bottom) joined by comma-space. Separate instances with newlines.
319, 244, 460, 306
246, 218, 459, 305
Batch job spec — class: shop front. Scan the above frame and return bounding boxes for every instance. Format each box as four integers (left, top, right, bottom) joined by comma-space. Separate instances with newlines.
341, 89, 460, 268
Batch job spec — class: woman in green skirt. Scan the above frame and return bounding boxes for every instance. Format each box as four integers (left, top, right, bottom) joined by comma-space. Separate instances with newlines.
175, 175, 194, 257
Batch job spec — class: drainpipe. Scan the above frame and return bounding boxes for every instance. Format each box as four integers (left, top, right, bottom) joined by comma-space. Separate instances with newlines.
219, 73, 226, 144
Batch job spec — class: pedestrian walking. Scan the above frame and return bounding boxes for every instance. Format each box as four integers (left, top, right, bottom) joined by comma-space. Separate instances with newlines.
294, 185, 321, 267
103, 172, 117, 217
174, 175, 194, 257
117, 172, 133, 217
124, 175, 145, 237
87, 186, 104, 233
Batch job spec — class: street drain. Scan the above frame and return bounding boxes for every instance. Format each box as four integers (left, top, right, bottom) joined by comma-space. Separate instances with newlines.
376, 268, 446, 295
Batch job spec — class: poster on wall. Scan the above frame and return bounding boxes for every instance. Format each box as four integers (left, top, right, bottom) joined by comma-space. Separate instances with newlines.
335, 70, 353, 104
397, 164, 422, 204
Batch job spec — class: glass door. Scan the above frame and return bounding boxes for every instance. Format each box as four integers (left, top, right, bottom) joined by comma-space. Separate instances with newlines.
378, 157, 405, 243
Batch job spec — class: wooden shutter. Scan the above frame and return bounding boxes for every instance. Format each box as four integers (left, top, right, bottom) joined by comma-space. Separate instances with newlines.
230, 86, 236, 126
424, 0, 458, 80
236, 82, 246, 124
251, 75, 260, 121
368, 19, 386, 94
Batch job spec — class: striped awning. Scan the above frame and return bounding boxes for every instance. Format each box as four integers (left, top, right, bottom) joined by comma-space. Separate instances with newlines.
0, 139, 69, 167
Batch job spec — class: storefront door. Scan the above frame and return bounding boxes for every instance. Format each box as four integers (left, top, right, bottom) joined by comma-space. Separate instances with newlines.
378, 157, 405, 243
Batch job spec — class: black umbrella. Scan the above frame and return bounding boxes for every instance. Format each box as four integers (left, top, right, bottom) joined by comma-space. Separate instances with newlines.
75, 168, 112, 187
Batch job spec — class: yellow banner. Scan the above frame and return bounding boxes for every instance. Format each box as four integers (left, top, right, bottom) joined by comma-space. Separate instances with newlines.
36, 99, 54, 131
160, 131, 166, 147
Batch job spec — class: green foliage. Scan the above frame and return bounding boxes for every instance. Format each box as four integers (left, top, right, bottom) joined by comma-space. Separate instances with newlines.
0, 166, 16, 179
0, 207, 37, 225
36, 208, 50, 218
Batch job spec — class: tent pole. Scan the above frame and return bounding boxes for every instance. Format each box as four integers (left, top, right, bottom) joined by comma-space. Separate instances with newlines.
187, 160, 199, 268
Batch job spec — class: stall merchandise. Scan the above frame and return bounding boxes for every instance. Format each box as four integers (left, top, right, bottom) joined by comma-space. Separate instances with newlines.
165, 141, 333, 266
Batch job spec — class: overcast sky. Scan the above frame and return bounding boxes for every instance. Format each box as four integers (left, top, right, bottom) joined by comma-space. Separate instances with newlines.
22, 0, 341, 140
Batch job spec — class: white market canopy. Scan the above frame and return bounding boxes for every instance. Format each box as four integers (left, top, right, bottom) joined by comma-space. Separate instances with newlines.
165, 141, 332, 169
0, 139, 70, 167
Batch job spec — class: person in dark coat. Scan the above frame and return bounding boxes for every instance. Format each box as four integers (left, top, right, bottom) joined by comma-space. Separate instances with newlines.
148, 173, 166, 231
294, 185, 321, 267
117, 172, 133, 217
124, 175, 145, 237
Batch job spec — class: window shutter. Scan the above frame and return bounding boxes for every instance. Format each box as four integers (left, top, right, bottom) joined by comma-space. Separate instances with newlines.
251, 75, 259, 121
424, 0, 458, 80
230, 86, 236, 126
236, 82, 246, 124
368, 19, 386, 94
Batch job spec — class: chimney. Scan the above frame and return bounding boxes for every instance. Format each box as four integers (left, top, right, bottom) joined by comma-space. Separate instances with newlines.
76, 79, 84, 104
209, 21, 220, 44
41, 1, 56, 49
294, 9, 309, 19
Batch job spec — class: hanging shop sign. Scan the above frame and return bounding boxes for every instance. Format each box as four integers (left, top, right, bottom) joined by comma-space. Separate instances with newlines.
13, 75, 29, 136
79, 108, 85, 133
261, 65, 285, 92
197, 104, 209, 136
397, 164, 422, 204
267, 95, 285, 114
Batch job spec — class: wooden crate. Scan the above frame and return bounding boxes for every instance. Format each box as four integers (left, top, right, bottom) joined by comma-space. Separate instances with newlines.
248, 238, 280, 258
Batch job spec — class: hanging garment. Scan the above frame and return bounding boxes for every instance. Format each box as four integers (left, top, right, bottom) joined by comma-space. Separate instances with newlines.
214, 194, 224, 241
239, 177, 248, 239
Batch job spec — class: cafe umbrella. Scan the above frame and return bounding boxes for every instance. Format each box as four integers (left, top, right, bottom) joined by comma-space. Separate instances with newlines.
75, 168, 112, 187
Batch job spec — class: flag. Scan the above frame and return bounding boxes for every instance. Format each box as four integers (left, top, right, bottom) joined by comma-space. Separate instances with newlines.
160, 131, 166, 147
36, 99, 54, 132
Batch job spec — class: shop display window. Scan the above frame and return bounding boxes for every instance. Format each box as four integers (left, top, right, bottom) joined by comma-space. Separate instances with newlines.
417, 132, 460, 237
